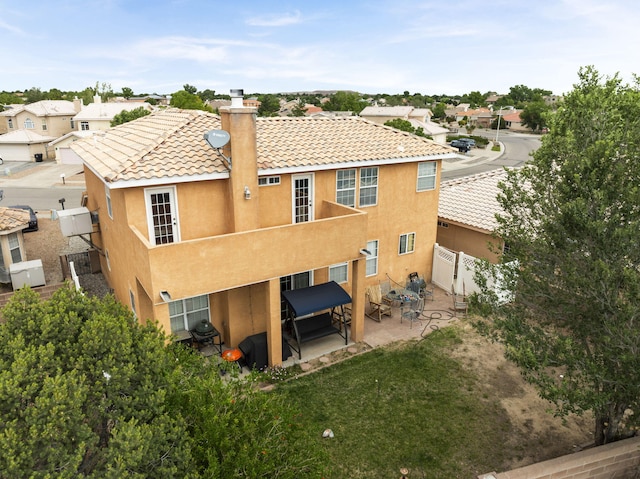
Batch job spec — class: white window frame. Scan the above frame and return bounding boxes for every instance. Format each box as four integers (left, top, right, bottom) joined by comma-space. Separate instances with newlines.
336, 169, 356, 207
169, 294, 210, 333
80, 121, 90, 131
24, 118, 34, 129
365, 239, 379, 277
145, 186, 180, 245
105, 185, 113, 219
399, 232, 416, 255
258, 176, 281, 186
359, 167, 378, 207
41, 119, 47, 131
329, 262, 348, 284
8, 233, 22, 263
417, 162, 437, 191
70, 118, 75, 129
7, 118, 13, 129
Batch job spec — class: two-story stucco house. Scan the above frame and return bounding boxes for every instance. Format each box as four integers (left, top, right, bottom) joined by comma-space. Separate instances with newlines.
0, 100, 82, 161
71, 92, 456, 366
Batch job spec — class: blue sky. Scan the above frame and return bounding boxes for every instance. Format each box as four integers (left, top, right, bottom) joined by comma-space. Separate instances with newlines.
1, 0, 639, 96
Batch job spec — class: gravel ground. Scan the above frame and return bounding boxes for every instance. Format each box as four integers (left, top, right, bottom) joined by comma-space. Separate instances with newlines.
5, 215, 111, 297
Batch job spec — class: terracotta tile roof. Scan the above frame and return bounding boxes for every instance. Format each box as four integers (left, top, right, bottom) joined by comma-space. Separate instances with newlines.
255, 116, 454, 170
0, 207, 30, 232
0, 130, 56, 143
71, 109, 226, 182
438, 169, 509, 232
72, 108, 456, 184
0, 100, 77, 117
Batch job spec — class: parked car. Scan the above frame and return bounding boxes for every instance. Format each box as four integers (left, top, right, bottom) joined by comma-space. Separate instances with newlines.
450, 139, 471, 151
10, 205, 38, 232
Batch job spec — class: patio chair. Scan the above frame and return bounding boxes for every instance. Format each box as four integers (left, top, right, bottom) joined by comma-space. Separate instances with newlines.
401, 297, 425, 329
378, 280, 396, 307
451, 284, 468, 317
365, 284, 392, 322
407, 272, 434, 301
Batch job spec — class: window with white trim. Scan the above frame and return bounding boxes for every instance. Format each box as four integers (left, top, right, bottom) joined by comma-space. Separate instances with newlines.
399, 233, 415, 255
70, 119, 75, 129
169, 294, 210, 333
329, 262, 348, 284
8, 233, 22, 263
359, 167, 378, 207
336, 169, 356, 207
7, 119, 13, 129
80, 121, 89, 131
366, 239, 379, 276
105, 185, 112, 219
417, 162, 437, 191
41, 119, 47, 131
24, 118, 34, 129
258, 176, 281, 186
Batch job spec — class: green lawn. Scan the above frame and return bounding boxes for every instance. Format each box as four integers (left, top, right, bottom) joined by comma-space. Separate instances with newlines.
275, 327, 513, 478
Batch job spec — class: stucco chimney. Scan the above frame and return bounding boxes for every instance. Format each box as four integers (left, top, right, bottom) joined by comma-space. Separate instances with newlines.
219, 89, 259, 232
93, 94, 102, 104
73, 97, 83, 113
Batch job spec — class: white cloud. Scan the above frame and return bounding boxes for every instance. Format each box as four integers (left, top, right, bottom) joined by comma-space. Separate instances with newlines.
245, 10, 303, 27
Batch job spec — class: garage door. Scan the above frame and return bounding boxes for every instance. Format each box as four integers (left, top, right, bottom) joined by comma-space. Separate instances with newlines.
0, 145, 31, 162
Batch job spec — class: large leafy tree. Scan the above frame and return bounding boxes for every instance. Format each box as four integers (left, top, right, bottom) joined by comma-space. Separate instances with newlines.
257, 94, 281, 117
0, 287, 324, 477
111, 106, 151, 126
0, 288, 192, 477
520, 100, 551, 131
475, 66, 640, 446
170, 90, 213, 112
321, 91, 366, 114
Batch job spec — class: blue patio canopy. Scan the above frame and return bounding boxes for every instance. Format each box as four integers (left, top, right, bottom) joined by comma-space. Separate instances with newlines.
281, 281, 352, 318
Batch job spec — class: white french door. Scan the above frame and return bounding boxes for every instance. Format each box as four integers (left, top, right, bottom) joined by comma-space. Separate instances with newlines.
145, 187, 180, 245
292, 174, 314, 223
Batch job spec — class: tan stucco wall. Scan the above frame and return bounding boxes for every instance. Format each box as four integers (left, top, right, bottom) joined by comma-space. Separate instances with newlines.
436, 222, 501, 263
8, 111, 74, 138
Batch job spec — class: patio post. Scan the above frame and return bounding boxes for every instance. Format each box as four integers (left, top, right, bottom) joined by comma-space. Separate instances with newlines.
350, 257, 366, 342
266, 277, 283, 367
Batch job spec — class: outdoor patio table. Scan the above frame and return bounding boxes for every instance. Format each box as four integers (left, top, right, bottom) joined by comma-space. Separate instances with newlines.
385, 288, 420, 306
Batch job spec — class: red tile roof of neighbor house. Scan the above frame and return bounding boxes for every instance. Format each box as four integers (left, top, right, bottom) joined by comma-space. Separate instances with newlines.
71, 108, 457, 184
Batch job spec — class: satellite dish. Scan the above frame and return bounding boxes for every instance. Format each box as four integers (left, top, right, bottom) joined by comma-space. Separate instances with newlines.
203, 130, 230, 149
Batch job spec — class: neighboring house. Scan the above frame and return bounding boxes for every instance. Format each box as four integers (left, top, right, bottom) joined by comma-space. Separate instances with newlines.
454, 108, 493, 128
71, 96, 153, 132
359, 106, 449, 144
502, 110, 528, 132
49, 131, 95, 164
0, 130, 56, 162
0, 207, 31, 283
71, 97, 456, 367
437, 169, 509, 263
0, 100, 81, 139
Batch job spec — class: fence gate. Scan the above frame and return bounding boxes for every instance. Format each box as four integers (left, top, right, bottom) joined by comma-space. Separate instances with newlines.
59, 250, 101, 278
431, 243, 456, 291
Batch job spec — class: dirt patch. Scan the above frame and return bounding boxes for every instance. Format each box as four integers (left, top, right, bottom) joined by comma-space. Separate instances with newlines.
449, 321, 593, 470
